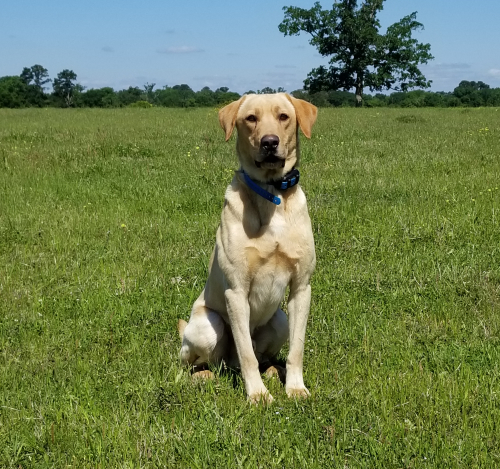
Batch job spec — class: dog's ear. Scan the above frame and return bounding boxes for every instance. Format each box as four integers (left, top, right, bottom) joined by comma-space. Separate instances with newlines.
218, 96, 246, 141
285, 94, 318, 139
177, 319, 187, 339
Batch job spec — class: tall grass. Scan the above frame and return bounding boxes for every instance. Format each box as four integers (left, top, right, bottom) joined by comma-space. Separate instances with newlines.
1, 107, 499, 467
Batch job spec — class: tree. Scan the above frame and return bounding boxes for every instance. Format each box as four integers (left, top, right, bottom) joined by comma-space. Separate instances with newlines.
256, 86, 286, 94
279, 0, 434, 106
143, 82, 156, 104
195, 86, 216, 106
214, 87, 241, 105
19, 65, 51, 106
308, 90, 330, 107
327, 89, 356, 106
0, 76, 29, 108
53, 69, 79, 107
453, 80, 490, 106
453, 80, 489, 98
156, 84, 196, 107
423, 91, 443, 107
20, 68, 34, 86
21, 64, 51, 90
116, 86, 143, 106
257, 87, 276, 94
172, 84, 196, 107
32, 65, 51, 89
81, 87, 117, 107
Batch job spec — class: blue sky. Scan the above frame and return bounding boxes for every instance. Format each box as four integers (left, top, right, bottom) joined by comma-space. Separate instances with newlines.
2, 0, 500, 94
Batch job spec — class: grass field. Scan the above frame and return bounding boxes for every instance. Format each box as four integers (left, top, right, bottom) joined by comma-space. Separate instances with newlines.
1, 106, 499, 468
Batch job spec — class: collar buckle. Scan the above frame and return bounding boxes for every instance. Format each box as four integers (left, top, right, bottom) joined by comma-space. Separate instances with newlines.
242, 168, 301, 206
272, 168, 300, 190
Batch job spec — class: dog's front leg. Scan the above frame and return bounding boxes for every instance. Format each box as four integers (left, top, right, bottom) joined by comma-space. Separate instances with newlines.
224, 289, 273, 404
286, 281, 311, 398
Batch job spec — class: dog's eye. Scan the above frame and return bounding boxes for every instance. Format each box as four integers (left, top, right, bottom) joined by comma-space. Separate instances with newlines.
246, 115, 257, 122
279, 113, 289, 121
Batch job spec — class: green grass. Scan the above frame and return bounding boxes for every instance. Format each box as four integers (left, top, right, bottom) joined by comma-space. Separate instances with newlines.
1, 106, 499, 468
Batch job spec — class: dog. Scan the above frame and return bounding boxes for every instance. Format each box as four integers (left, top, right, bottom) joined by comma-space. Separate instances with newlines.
178, 93, 317, 404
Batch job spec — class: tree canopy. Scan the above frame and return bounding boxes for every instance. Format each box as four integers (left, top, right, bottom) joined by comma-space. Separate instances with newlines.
279, 0, 434, 105
20, 65, 51, 90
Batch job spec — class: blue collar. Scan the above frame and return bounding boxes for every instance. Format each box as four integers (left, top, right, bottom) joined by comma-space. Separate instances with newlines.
242, 169, 300, 206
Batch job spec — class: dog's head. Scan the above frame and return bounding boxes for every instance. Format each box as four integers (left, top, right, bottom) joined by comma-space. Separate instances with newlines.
219, 93, 317, 182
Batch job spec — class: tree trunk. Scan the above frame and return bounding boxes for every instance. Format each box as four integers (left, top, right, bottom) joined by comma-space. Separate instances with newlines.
65, 92, 73, 108
355, 73, 363, 107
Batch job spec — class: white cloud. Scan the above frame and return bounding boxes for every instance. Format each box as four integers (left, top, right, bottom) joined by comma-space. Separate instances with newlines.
157, 46, 204, 54
488, 68, 500, 77
419, 62, 475, 91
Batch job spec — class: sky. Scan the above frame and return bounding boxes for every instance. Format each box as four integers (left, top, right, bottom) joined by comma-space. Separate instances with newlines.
2, 0, 500, 94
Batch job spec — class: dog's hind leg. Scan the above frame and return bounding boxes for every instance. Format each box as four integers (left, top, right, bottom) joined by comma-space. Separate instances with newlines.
179, 307, 229, 368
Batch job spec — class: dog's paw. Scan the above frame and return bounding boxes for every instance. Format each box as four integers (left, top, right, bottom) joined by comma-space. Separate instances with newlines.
263, 365, 286, 383
264, 365, 280, 378
192, 370, 214, 381
286, 386, 310, 399
248, 391, 274, 405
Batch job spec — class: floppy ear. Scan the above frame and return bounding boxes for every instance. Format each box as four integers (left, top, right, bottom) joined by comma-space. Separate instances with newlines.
218, 96, 246, 141
285, 94, 318, 139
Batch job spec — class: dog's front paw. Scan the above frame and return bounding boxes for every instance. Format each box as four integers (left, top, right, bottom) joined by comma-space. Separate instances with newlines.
286, 386, 310, 399
248, 390, 274, 405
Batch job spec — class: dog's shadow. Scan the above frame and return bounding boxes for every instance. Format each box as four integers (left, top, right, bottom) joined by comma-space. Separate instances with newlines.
192, 359, 287, 388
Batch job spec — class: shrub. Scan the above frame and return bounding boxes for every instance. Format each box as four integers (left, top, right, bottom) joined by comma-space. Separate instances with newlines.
128, 100, 153, 108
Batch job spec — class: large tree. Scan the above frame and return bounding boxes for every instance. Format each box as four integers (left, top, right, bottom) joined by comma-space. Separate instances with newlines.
20, 64, 51, 90
53, 69, 79, 107
279, 0, 434, 105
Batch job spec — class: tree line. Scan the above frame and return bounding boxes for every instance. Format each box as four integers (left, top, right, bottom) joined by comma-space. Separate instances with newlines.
0, 65, 242, 109
298, 81, 500, 108
1, 65, 499, 109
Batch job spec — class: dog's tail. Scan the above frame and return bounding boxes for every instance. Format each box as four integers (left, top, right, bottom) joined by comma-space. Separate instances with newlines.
177, 319, 188, 339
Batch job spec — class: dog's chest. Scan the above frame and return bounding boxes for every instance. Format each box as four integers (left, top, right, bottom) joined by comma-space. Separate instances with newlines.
244, 214, 304, 328
246, 210, 303, 271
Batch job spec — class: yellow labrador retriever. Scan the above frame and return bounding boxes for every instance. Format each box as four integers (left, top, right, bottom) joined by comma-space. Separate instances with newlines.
178, 93, 317, 404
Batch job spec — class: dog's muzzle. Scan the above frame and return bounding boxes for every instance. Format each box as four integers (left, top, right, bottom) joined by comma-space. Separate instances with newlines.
256, 134, 285, 168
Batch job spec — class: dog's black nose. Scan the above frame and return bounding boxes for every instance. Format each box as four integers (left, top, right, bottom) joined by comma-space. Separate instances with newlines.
260, 134, 279, 152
